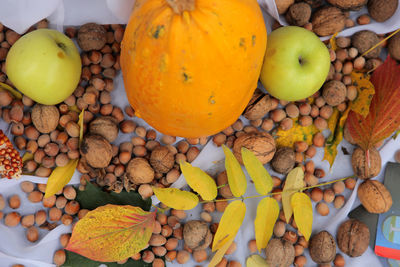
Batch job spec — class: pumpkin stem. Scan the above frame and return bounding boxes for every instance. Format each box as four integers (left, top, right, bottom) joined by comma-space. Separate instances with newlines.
166, 0, 195, 14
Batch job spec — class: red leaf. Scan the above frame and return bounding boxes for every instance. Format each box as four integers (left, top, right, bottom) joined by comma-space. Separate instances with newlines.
346, 56, 400, 149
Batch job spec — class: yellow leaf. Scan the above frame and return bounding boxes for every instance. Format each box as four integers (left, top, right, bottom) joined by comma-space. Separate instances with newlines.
254, 197, 279, 251
153, 187, 198, 210
246, 255, 269, 267
222, 145, 247, 197
323, 107, 350, 168
274, 118, 319, 148
22, 152, 33, 163
291, 192, 313, 241
69, 105, 81, 113
180, 161, 217, 201
44, 159, 78, 198
0, 82, 22, 99
241, 147, 273, 195
350, 71, 375, 118
212, 200, 246, 251
329, 32, 339, 51
326, 108, 340, 143
208, 238, 234, 267
282, 167, 304, 223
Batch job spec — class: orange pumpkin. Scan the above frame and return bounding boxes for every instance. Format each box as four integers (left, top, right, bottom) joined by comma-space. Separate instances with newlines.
121, 0, 267, 138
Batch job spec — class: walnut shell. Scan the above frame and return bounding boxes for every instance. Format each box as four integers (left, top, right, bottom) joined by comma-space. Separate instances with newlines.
388, 32, 400, 61
150, 146, 174, 174
351, 147, 381, 179
31, 104, 60, 134
358, 180, 392, 213
233, 131, 276, 165
89, 116, 118, 143
80, 135, 112, 168
77, 23, 107, 51
265, 238, 295, 267
286, 3, 312, 27
126, 158, 155, 184
275, 0, 295, 14
183, 220, 212, 250
309, 231, 336, 264
337, 219, 370, 257
351, 31, 381, 59
243, 89, 274, 121
322, 80, 347, 107
312, 7, 345, 37
368, 0, 398, 22
327, 0, 367, 10
271, 147, 295, 174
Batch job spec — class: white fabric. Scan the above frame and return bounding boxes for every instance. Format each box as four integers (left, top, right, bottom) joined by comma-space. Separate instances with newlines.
0, 0, 399, 266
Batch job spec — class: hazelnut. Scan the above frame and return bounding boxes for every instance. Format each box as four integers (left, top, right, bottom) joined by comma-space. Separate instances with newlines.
26, 226, 39, 242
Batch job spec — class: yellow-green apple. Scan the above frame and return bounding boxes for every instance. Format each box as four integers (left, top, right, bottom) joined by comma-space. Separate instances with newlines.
260, 26, 330, 101
6, 29, 81, 105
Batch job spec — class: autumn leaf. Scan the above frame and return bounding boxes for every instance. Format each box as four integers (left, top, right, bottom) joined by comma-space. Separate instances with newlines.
349, 71, 375, 117
254, 197, 279, 251
0, 82, 22, 99
180, 161, 217, 201
66, 204, 156, 262
346, 56, 400, 149
208, 238, 235, 267
222, 145, 247, 197
241, 147, 273, 195
153, 187, 198, 210
323, 107, 350, 168
282, 167, 304, 223
329, 32, 339, 51
246, 255, 269, 267
291, 192, 313, 241
274, 118, 319, 148
212, 200, 246, 251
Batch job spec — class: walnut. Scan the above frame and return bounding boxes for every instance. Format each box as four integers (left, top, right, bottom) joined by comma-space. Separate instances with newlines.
303, 0, 323, 8
89, 116, 118, 143
327, 0, 367, 10
368, 0, 398, 22
388, 32, 400, 61
337, 219, 370, 257
77, 23, 107, 51
286, 3, 312, 27
243, 89, 274, 121
31, 104, 59, 134
271, 147, 295, 174
275, 0, 295, 14
309, 231, 336, 264
322, 80, 347, 107
150, 146, 174, 174
233, 131, 276, 165
265, 238, 295, 267
312, 7, 345, 37
126, 158, 155, 184
358, 180, 392, 213
183, 220, 212, 250
351, 147, 381, 179
351, 31, 381, 59
80, 135, 113, 168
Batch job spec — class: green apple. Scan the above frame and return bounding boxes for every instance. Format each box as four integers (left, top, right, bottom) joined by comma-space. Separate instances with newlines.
260, 26, 330, 101
6, 29, 81, 105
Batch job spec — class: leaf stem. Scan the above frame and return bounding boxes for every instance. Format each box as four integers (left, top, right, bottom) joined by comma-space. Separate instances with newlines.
361, 28, 400, 58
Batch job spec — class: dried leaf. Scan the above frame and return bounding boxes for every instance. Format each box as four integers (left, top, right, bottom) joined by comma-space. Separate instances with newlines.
346, 56, 400, 149
254, 197, 279, 251
212, 200, 246, 251
44, 110, 84, 198
350, 71, 375, 117
222, 145, 247, 197
329, 32, 339, 51
180, 161, 217, 201
246, 255, 269, 267
274, 118, 319, 148
153, 187, 198, 210
241, 147, 273, 195
66, 205, 155, 262
291, 192, 313, 241
0, 82, 22, 99
208, 237, 234, 267
282, 167, 304, 223
323, 107, 350, 168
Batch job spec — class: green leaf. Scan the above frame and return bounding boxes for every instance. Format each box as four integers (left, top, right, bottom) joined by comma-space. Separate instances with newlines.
62, 251, 153, 267
241, 147, 273, 195
222, 145, 247, 197
76, 182, 151, 211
